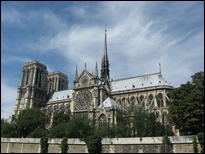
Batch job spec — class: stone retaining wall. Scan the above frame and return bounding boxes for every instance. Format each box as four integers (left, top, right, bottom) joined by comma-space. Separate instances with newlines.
1, 136, 201, 153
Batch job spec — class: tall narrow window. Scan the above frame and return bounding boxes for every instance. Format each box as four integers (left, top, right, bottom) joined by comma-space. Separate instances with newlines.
61, 80, 64, 90
35, 69, 39, 85
98, 114, 107, 128
25, 69, 29, 85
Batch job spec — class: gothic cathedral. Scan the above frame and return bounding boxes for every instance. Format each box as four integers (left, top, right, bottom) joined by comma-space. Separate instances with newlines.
12, 30, 174, 128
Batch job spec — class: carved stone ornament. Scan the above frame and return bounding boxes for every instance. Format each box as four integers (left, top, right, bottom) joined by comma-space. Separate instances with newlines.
81, 76, 89, 86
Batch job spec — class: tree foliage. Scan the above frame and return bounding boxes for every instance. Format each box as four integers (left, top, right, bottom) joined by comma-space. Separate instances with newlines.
1, 119, 17, 137
28, 128, 47, 138
168, 71, 204, 135
16, 108, 49, 137
160, 135, 172, 153
48, 122, 68, 138
40, 136, 48, 153
84, 134, 102, 153
197, 132, 204, 153
52, 112, 70, 127
193, 135, 198, 153
61, 137, 68, 153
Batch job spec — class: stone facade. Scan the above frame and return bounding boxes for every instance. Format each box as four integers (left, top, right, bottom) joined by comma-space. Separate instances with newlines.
12, 30, 174, 128
1, 136, 201, 153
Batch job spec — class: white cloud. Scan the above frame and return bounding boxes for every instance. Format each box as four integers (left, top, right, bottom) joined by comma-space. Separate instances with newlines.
21, 1, 203, 88
1, 80, 17, 119
1, 7, 22, 24
1, 55, 32, 65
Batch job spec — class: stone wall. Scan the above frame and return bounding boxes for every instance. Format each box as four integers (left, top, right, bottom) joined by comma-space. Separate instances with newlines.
1, 136, 201, 153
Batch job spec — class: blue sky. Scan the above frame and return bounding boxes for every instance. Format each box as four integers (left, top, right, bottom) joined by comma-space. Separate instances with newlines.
1, 1, 204, 119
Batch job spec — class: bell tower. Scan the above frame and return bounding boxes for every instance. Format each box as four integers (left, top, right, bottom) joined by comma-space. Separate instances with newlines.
13, 61, 48, 119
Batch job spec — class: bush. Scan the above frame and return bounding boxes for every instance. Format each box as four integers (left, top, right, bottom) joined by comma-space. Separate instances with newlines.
193, 135, 198, 153
61, 137, 68, 153
84, 134, 102, 153
197, 132, 204, 153
28, 128, 47, 138
160, 135, 172, 153
40, 137, 48, 153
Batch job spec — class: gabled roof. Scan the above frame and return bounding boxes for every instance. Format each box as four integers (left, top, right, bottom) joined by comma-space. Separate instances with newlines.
98, 97, 118, 109
111, 72, 172, 92
47, 89, 73, 103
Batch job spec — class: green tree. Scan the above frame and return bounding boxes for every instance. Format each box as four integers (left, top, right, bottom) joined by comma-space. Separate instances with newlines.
116, 110, 131, 137
16, 108, 49, 137
160, 135, 172, 153
168, 71, 204, 135
67, 117, 94, 139
84, 134, 102, 153
28, 128, 47, 138
1, 119, 17, 137
52, 112, 70, 127
61, 137, 68, 153
40, 136, 48, 153
48, 122, 68, 138
197, 132, 204, 153
193, 135, 198, 153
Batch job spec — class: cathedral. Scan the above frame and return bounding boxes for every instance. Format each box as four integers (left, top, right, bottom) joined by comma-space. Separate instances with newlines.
12, 30, 174, 128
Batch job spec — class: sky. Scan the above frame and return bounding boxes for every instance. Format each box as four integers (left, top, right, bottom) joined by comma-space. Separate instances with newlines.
1, 1, 204, 119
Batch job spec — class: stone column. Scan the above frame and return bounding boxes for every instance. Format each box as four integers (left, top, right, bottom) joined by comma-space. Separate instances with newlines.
52, 77, 54, 92
20, 69, 25, 87
29, 67, 34, 86
32, 67, 37, 85
56, 77, 59, 91
54, 77, 57, 91
163, 90, 166, 107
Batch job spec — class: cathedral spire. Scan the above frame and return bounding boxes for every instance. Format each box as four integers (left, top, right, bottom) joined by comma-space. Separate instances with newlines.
74, 66, 78, 81
94, 61, 98, 78
101, 27, 110, 81
159, 63, 161, 75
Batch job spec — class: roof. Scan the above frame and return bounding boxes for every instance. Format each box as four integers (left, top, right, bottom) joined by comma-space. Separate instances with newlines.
47, 89, 73, 103
110, 72, 171, 92
98, 97, 118, 109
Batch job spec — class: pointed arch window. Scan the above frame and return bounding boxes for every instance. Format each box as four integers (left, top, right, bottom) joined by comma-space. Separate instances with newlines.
98, 114, 107, 128
157, 93, 163, 108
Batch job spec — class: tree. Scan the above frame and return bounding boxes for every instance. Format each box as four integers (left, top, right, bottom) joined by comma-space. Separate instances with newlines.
48, 122, 68, 138
197, 132, 204, 153
193, 135, 198, 153
16, 108, 49, 137
61, 137, 68, 153
160, 135, 172, 153
40, 136, 48, 153
84, 134, 102, 153
52, 112, 70, 127
67, 117, 94, 139
1, 119, 17, 137
28, 128, 47, 138
168, 71, 204, 135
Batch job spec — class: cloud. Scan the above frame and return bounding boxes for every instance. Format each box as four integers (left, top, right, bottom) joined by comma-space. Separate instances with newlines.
1, 55, 32, 65
1, 6, 22, 24
1, 80, 17, 119
19, 1, 203, 88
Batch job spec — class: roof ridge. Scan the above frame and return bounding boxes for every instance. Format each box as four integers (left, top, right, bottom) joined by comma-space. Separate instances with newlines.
111, 72, 161, 82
